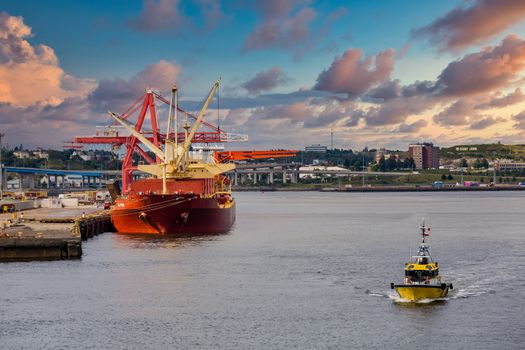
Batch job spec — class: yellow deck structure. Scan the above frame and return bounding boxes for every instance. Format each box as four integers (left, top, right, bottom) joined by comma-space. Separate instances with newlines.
391, 221, 453, 301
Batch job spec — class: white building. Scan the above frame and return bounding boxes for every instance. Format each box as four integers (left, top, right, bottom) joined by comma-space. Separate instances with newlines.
299, 165, 348, 178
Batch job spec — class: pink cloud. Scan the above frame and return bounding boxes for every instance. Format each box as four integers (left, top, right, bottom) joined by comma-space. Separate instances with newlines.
413, 0, 525, 51
314, 48, 395, 98
433, 98, 477, 126
243, 6, 315, 51
241, 1, 348, 60
0, 12, 96, 107
88, 60, 182, 113
476, 88, 525, 109
127, 0, 226, 33
436, 35, 525, 96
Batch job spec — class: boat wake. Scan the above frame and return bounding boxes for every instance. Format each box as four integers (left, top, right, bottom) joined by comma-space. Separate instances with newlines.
366, 289, 447, 304
366, 279, 495, 304
447, 280, 495, 300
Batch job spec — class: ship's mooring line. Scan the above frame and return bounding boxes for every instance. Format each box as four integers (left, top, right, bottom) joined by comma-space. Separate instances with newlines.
110, 198, 190, 217
110, 197, 194, 217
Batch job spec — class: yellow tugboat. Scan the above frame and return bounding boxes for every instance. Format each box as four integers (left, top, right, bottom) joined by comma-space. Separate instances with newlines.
391, 221, 453, 301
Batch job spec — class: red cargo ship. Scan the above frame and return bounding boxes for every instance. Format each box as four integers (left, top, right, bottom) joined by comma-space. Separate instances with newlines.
111, 178, 235, 235
109, 80, 236, 235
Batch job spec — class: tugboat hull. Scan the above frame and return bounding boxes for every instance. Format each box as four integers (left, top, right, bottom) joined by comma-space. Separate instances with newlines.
393, 284, 450, 301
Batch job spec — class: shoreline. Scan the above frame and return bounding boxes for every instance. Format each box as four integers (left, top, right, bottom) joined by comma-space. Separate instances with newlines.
232, 185, 525, 192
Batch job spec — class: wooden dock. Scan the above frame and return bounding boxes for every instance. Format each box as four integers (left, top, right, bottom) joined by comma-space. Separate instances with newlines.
0, 207, 113, 261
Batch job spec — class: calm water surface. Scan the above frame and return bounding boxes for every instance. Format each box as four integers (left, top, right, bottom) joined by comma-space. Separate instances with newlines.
1, 192, 524, 349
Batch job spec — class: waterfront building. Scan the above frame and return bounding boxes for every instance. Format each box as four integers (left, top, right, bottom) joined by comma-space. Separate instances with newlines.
375, 148, 400, 164
495, 160, 525, 172
408, 143, 439, 169
305, 144, 328, 152
13, 151, 31, 159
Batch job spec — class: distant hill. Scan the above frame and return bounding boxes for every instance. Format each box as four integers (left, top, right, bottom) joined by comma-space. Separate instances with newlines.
440, 143, 525, 160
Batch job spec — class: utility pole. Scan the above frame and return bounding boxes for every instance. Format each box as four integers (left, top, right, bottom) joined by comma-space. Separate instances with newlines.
493, 161, 497, 185
0, 132, 4, 200
362, 153, 365, 187
493, 152, 497, 185
330, 128, 334, 150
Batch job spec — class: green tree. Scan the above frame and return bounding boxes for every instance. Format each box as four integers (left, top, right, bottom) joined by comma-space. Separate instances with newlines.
441, 174, 447, 180
385, 157, 397, 171
378, 156, 386, 172
404, 158, 415, 169
459, 158, 468, 168
447, 174, 453, 180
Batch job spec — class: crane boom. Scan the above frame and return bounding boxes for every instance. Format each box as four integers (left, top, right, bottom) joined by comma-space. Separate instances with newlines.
174, 79, 220, 170
108, 111, 166, 162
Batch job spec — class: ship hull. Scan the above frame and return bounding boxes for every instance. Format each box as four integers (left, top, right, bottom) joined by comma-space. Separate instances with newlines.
393, 284, 449, 301
110, 194, 235, 235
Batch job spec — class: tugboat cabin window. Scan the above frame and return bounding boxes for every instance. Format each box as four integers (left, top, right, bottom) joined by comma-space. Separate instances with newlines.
405, 269, 438, 279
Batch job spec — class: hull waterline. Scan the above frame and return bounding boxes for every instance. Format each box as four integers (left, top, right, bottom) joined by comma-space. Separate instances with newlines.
394, 284, 449, 301
111, 195, 235, 235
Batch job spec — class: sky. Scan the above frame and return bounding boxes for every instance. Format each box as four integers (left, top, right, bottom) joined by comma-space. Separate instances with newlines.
2, 0, 525, 150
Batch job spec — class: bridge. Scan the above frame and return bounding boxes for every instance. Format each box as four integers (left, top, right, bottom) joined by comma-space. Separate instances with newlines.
225, 163, 406, 185
0, 163, 408, 189
1, 167, 120, 189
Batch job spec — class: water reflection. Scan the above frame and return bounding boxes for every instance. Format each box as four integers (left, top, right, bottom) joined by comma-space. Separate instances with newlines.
113, 231, 229, 250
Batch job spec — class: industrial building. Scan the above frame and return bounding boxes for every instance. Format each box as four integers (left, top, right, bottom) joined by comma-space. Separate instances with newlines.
305, 144, 328, 152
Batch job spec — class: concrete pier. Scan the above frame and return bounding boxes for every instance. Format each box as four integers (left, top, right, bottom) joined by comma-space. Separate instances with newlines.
0, 206, 113, 261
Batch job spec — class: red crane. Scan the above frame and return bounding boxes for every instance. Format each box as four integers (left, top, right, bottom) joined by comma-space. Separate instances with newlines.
71, 88, 297, 193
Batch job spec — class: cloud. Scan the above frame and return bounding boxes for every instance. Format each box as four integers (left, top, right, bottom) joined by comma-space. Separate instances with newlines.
435, 35, 525, 96
243, 4, 316, 52
314, 48, 395, 98
366, 79, 402, 100
0, 12, 96, 107
88, 60, 182, 112
221, 34, 525, 139
303, 99, 353, 128
241, 66, 291, 94
476, 88, 525, 109
413, 0, 525, 51
0, 97, 104, 147
194, 0, 228, 31
398, 119, 428, 133
469, 116, 505, 130
127, 0, 187, 33
433, 88, 522, 128
127, 0, 225, 33
512, 110, 525, 129
362, 95, 434, 126
433, 98, 476, 126
262, 100, 312, 123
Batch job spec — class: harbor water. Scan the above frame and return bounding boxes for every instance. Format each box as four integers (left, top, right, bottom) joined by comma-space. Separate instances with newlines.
1, 191, 524, 349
